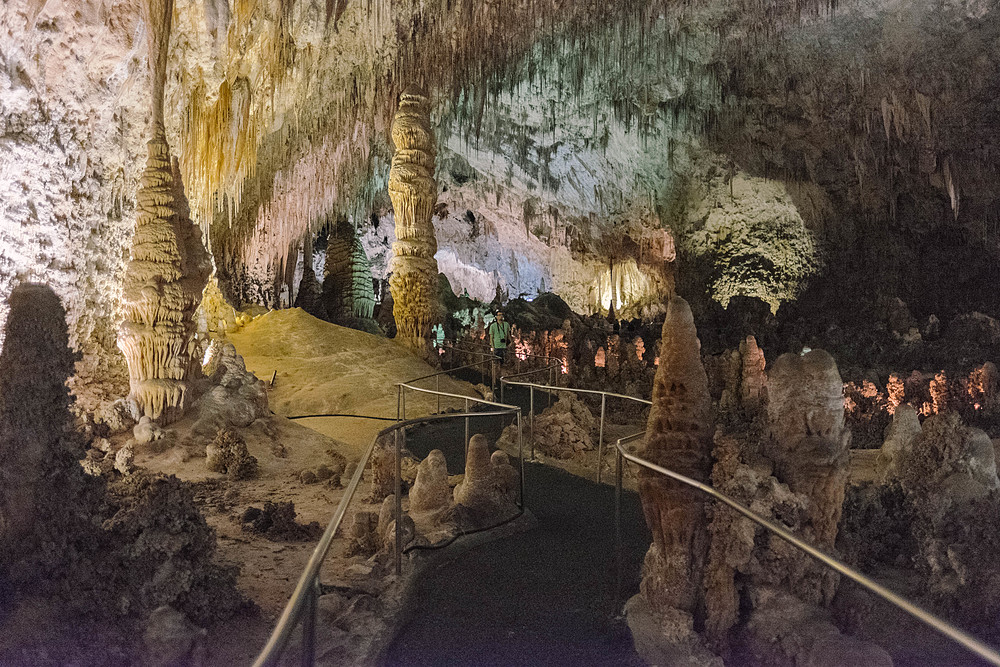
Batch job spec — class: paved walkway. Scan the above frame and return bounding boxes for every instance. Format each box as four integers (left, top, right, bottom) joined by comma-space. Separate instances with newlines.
382, 400, 650, 667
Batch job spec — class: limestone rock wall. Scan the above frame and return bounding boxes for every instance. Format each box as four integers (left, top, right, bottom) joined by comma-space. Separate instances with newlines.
764, 350, 849, 604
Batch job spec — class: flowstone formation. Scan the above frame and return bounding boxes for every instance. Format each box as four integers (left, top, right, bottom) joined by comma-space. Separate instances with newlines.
388, 86, 439, 356
323, 219, 377, 327
634, 295, 715, 642
765, 349, 850, 596
700, 349, 887, 665
117, 0, 210, 424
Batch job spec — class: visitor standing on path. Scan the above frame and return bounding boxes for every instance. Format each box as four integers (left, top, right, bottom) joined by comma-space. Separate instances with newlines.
486, 310, 512, 386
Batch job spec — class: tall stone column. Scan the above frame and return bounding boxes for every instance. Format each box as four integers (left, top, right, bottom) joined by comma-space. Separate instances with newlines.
638, 295, 714, 628
117, 0, 211, 423
388, 85, 439, 356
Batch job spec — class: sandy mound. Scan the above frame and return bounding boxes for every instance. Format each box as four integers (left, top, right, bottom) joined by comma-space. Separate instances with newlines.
230, 309, 478, 451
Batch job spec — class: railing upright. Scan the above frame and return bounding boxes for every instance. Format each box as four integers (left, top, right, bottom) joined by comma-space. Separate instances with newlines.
597, 393, 607, 484
394, 428, 403, 575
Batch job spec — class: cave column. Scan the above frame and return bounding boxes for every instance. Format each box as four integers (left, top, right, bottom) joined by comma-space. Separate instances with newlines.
116, 0, 211, 424
387, 85, 439, 357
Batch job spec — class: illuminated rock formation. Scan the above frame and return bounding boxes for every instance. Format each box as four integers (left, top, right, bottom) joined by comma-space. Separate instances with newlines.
117, 0, 210, 424
637, 295, 714, 628
409, 449, 451, 515
765, 349, 849, 604
454, 434, 518, 521
388, 86, 439, 355
323, 219, 377, 324
739, 335, 767, 416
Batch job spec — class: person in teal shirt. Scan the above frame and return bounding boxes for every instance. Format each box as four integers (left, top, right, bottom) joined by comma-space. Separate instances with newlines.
486, 310, 512, 361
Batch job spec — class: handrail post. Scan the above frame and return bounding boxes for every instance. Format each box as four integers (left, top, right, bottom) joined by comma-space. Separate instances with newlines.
301, 574, 317, 667
547, 368, 552, 408
395, 428, 403, 576
517, 410, 524, 510
401, 387, 406, 421
615, 447, 623, 610
529, 386, 535, 461
396, 384, 401, 421
597, 393, 607, 484
464, 398, 470, 456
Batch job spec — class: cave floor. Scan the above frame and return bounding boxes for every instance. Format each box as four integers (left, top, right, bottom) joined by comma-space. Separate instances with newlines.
382, 440, 650, 667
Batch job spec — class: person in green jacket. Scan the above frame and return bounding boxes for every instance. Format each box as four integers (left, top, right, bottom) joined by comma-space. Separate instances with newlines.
486, 310, 512, 361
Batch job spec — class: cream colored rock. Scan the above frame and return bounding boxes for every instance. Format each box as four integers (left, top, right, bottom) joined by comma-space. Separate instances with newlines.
739, 335, 766, 415
409, 449, 452, 514
638, 295, 714, 624
765, 349, 849, 604
453, 434, 518, 522
388, 85, 439, 356
876, 403, 922, 483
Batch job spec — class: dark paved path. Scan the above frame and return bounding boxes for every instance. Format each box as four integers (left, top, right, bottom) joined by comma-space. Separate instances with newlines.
382, 372, 650, 667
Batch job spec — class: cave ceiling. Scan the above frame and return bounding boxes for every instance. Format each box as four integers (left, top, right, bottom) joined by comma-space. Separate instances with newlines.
1, 0, 999, 352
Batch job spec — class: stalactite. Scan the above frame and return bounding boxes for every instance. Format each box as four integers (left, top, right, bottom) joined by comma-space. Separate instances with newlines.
118, 0, 211, 424
388, 85, 439, 355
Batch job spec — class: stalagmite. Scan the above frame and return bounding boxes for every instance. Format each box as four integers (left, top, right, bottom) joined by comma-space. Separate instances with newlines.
388, 85, 440, 356
117, 0, 211, 424
323, 219, 377, 323
765, 349, 850, 604
637, 295, 714, 627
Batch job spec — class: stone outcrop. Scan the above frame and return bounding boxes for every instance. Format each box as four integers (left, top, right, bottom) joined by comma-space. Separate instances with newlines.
388, 85, 439, 355
324, 219, 377, 325
530, 394, 596, 459
875, 403, 922, 483
117, 0, 210, 424
205, 429, 259, 480
739, 335, 767, 416
637, 295, 714, 631
295, 236, 326, 320
192, 340, 269, 439
454, 434, 518, 521
409, 449, 451, 515
0, 284, 84, 558
764, 349, 850, 604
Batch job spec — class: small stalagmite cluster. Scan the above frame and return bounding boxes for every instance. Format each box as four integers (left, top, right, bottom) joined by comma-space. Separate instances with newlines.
117, 0, 210, 424
637, 295, 715, 629
388, 85, 440, 355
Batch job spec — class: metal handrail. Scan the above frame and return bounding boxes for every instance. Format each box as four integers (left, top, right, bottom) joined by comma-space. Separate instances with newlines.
611, 433, 1000, 667
500, 377, 651, 479
256, 391, 523, 666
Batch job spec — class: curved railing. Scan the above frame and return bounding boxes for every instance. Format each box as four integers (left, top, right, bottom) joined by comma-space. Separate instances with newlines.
610, 432, 1000, 666
500, 377, 650, 480
254, 382, 522, 666
500, 374, 1000, 665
